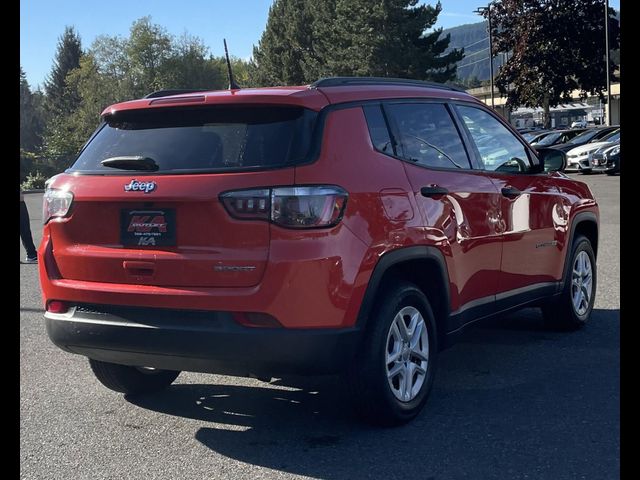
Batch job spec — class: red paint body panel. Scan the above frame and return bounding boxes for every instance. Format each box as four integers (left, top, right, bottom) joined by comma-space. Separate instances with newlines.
39, 82, 599, 340
102, 87, 329, 116
401, 165, 503, 311
45, 170, 295, 288
481, 172, 570, 293
39, 221, 368, 329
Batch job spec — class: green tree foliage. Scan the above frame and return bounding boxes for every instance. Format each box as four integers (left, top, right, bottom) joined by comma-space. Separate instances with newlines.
44, 26, 82, 116
250, 0, 313, 85
162, 33, 227, 89
43, 55, 114, 167
42, 26, 83, 171
40, 17, 253, 173
20, 67, 45, 152
486, 0, 620, 128
251, 0, 464, 85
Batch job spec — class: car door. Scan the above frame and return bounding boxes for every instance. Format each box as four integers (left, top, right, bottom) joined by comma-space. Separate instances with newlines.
381, 101, 503, 325
453, 104, 567, 304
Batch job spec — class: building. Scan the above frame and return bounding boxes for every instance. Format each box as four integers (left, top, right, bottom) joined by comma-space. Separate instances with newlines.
466, 82, 620, 127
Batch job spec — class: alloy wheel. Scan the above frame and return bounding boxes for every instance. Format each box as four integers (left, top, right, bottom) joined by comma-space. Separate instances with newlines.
385, 306, 429, 402
571, 250, 593, 316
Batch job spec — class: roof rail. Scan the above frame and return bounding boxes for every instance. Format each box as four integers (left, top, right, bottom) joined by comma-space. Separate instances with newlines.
310, 77, 466, 92
144, 89, 208, 99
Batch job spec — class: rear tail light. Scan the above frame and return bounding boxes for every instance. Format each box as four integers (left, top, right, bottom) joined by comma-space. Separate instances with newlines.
43, 188, 73, 224
221, 185, 348, 228
220, 188, 271, 221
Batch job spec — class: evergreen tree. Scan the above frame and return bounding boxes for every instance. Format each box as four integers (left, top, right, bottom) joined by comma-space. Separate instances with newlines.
250, 0, 314, 85
486, 0, 620, 128
251, 0, 464, 85
44, 26, 82, 115
20, 67, 45, 151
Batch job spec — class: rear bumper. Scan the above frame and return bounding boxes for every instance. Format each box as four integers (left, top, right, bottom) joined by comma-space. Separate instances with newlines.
38, 221, 371, 329
45, 304, 362, 376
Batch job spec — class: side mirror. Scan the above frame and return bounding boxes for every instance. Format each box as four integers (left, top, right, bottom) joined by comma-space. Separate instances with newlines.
535, 148, 566, 172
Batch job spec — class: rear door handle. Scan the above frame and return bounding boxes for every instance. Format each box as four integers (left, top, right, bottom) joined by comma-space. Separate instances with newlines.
421, 185, 449, 197
501, 187, 522, 198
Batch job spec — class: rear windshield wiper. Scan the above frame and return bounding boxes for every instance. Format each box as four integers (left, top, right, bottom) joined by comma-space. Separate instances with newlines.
100, 156, 159, 171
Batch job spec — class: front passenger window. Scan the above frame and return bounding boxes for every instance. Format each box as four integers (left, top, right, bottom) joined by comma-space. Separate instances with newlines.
456, 105, 532, 173
385, 103, 472, 169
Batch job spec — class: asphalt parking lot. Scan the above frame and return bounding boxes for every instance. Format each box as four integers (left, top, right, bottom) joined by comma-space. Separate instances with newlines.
20, 173, 619, 480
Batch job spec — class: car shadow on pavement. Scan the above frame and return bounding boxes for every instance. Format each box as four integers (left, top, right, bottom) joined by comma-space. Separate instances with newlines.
127, 307, 619, 479
459, 307, 620, 350
20, 307, 44, 313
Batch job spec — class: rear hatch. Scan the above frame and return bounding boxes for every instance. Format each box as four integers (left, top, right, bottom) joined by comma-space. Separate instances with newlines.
47, 104, 318, 288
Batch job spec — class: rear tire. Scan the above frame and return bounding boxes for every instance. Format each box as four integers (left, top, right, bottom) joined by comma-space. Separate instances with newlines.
89, 359, 180, 395
541, 235, 596, 330
347, 282, 438, 426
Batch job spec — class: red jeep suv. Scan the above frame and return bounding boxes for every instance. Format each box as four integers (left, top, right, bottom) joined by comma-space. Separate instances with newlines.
39, 77, 598, 425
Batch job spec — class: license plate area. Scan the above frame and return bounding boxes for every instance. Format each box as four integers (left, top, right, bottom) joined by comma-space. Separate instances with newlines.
120, 209, 176, 247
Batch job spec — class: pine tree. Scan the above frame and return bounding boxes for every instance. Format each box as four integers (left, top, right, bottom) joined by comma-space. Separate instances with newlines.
20, 67, 45, 151
251, 0, 464, 85
250, 0, 314, 86
44, 26, 83, 116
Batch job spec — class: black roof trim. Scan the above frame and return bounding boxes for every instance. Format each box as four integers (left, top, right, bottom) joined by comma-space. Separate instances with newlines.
144, 89, 208, 99
310, 77, 466, 93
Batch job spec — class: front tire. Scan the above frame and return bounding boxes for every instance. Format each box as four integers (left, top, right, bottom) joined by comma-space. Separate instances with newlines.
541, 235, 596, 330
89, 359, 180, 395
347, 282, 438, 426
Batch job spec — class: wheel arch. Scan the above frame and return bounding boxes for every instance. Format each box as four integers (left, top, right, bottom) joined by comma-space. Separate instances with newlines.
356, 246, 451, 347
560, 211, 598, 290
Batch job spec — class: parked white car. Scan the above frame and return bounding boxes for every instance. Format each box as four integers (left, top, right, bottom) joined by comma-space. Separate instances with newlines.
565, 130, 620, 171
571, 120, 587, 128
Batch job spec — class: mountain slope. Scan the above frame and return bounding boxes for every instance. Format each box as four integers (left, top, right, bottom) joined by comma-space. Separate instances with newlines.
442, 10, 620, 84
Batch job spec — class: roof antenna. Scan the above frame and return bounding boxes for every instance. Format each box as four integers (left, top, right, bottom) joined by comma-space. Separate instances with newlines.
223, 39, 241, 90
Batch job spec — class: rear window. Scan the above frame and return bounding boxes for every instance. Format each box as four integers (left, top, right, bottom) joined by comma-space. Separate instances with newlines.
601, 130, 620, 142
567, 128, 606, 145
70, 106, 318, 174
534, 132, 562, 146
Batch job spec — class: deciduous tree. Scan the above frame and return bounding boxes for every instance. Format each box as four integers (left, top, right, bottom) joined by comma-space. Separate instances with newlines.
485, 0, 620, 128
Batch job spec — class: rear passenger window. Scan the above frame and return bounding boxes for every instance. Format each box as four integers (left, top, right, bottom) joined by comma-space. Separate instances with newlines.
363, 105, 394, 155
385, 103, 472, 169
456, 105, 532, 173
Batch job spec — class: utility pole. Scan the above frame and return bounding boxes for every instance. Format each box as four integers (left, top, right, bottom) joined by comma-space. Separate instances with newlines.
503, 51, 510, 123
604, 0, 611, 126
474, 3, 495, 110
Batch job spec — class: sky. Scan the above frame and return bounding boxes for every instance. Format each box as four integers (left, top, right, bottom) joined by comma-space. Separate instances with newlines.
20, 0, 620, 89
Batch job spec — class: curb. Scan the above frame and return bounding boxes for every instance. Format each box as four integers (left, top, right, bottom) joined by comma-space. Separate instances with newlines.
22, 189, 45, 194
